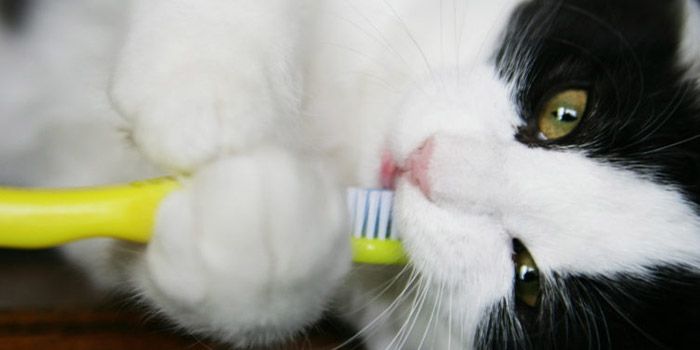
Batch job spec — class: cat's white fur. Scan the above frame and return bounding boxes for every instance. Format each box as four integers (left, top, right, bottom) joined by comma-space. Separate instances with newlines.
2, 0, 700, 348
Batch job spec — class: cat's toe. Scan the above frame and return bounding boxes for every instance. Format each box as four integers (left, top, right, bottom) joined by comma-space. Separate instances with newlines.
117, 87, 271, 172
128, 99, 221, 173
110, 65, 299, 173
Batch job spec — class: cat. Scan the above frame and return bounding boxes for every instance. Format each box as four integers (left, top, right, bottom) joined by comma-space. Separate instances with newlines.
1, 0, 700, 348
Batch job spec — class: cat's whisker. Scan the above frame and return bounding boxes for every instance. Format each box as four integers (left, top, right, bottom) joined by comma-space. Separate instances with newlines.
452, 0, 459, 79
342, 264, 412, 316
318, 42, 413, 91
439, 0, 444, 70
337, 1, 412, 69
323, 5, 430, 93
331, 267, 421, 350
318, 39, 424, 93
617, 85, 688, 151
633, 133, 700, 157
416, 278, 445, 350
390, 271, 434, 347
387, 280, 422, 349
586, 284, 610, 350
350, 70, 406, 94
433, 283, 448, 350
496, 302, 516, 348
511, 301, 528, 346
402, 277, 436, 350
627, 91, 682, 142
414, 283, 438, 350
446, 286, 453, 350
587, 284, 612, 350
562, 279, 582, 342
388, 274, 431, 350
591, 281, 670, 350
577, 285, 602, 350
320, 42, 390, 71
475, 300, 517, 348
430, 284, 448, 350
380, 0, 440, 90
331, 2, 438, 95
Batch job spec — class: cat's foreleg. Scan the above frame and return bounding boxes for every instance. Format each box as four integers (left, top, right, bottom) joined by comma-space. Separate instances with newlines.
104, 2, 352, 344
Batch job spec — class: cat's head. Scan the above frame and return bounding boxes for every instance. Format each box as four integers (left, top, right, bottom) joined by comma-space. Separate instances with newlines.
384, 0, 700, 347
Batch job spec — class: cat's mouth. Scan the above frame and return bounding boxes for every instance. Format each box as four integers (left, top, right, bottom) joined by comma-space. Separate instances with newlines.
380, 138, 434, 197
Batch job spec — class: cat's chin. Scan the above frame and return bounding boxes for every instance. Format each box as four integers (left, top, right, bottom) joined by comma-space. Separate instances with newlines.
392, 179, 514, 339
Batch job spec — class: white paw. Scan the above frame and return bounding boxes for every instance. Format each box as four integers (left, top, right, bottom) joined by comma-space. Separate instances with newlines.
134, 149, 351, 346
109, 1, 303, 173
111, 68, 299, 172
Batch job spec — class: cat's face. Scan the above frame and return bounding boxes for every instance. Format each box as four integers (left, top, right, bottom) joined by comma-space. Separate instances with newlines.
383, 0, 700, 347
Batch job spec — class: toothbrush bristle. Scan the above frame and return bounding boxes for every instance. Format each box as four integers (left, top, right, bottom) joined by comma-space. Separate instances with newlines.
347, 188, 398, 240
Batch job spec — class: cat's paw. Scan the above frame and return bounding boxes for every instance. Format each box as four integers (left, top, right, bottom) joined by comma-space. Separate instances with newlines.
108, 0, 304, 173
133, 149, 350, 346
111, 68, 299, 172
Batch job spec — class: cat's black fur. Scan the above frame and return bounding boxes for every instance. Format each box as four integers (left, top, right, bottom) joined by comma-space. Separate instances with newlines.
481, 0, 700, 348
482, 268, 700, 349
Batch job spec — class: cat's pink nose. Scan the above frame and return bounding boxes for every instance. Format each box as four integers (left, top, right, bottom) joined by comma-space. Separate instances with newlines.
380, 138, 434, 196
404, 137, 434, 197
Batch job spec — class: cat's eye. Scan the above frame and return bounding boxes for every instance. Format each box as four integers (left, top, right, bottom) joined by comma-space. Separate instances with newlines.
536, 89, 588, 140
513, 239, 541, 307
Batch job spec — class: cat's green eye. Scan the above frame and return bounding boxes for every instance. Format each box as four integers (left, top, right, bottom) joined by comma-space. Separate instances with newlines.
537, 89, 588, 140
513, 240, 541, 307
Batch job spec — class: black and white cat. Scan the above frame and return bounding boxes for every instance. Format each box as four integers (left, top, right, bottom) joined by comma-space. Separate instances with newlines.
1, 0, 700, 348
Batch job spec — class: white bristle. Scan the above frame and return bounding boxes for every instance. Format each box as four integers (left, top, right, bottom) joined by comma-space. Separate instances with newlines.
365, 191, 380, 238
346, 188, 358, 221
353, 189, 367, 238
348, 187, 398, 240
377, 191, 393, 240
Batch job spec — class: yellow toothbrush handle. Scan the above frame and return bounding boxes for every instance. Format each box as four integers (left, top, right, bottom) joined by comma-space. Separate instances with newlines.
0, 177, 180, 248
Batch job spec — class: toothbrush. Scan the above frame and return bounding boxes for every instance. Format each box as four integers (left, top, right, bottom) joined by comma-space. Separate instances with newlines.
347, 187, 408, 265
0, 178, 407, 265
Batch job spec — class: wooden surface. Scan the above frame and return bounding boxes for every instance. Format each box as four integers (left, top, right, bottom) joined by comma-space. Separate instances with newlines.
0, 249, 358, 349
0, 309, 218, 350
0, 308, 354, 350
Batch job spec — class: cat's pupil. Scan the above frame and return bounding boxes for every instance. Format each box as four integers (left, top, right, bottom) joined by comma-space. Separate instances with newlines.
518, 265, 538, 283
552, 107, 578, 122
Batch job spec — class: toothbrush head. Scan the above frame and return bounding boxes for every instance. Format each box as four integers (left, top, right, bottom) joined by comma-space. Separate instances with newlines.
347, 187, 408, 265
